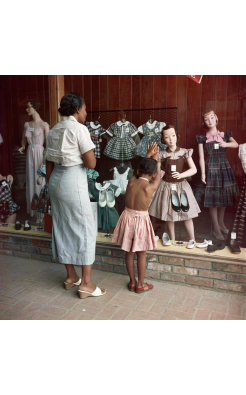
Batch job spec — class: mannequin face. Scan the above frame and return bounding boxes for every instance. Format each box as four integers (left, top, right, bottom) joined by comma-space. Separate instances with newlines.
26, 102, 36, 116
163, 128, 177, 147
77, 103, 87, 124
203, 111, 217, 128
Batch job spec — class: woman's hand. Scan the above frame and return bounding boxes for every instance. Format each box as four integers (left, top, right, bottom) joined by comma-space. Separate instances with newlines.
146, 142, 159, 159
219, 141, 227, 148
6, 175, 13, 184
171, 171, 182, 179
201, 174, 206, 184
19, 146, 25, 154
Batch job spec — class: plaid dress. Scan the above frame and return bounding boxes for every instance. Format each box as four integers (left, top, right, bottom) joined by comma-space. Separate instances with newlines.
193, 130, 239, 207
36, 166, 49, 214
0, 178, 20, 220
103, 121, 137, 161
132, 121, 167, 157
86, 122, 106, 158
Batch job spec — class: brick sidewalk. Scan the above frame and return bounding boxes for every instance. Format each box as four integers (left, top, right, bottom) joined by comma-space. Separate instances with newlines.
0, 255, 245, 320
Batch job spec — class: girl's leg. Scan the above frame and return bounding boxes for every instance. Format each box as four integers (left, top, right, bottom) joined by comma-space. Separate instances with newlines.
65, 264, 80, 283
125, 251, 137, 286
167, 221, 175, 240
209, 207, 223, 237
136, 251, 151, 290
217, 207, 228, 230
183, 219, 195, 240
6, 213, 16, 224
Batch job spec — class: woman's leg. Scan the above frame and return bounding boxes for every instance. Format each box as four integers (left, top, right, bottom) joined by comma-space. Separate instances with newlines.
209, 207, 223, 236
78, 264, 105, 294
136, 251, 151, 290
6, 213, 16, 224
183, 219, 195, 240
217, 207, 228, 231
65, 264, 80, 284
167, 221, 175, 240
125, 251, 136, 286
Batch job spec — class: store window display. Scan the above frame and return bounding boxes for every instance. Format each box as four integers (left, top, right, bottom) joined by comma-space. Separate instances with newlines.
19, 100, 49, 220
194, 109, 239, 241
0, 173, 20, 224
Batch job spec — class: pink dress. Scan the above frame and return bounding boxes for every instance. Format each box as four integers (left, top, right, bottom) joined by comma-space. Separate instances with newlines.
25, 122, 48, 216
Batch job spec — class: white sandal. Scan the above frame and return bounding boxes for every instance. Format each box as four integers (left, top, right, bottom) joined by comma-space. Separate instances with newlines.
78, 286, 106, 299
64, 278, 82, 290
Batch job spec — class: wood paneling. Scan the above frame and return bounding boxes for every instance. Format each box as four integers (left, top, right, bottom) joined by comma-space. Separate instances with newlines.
141, 75, 154, 109
108, 75, 120, 111
119, 75, 131, 110
91, 75, 100, 111
84, 76, 92, 111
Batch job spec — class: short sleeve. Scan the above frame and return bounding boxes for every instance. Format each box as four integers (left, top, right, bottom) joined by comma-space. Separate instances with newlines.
138, 126, 144, 134
184, 148, 193, 159
157, 150, 167, 161
159, 121, 166, 129
130, 123, 138, 137
196, 134, 206, 144
106, 123, 114, 137
77, 125, 95, 154
225, 130, 233, 141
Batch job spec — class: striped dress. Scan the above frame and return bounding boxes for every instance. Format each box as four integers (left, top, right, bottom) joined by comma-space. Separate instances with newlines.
193, 131, 239, 207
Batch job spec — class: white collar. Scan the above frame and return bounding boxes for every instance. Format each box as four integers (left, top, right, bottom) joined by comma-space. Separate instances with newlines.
62, 116, 78, 122
146, 120, 157, 128
95, 182, 111, 191
90, 122, 101, 129
117, 121, 129, 126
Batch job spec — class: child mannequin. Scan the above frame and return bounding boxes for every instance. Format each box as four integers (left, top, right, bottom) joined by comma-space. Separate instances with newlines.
111, 142, 160, 293
194, 109, 239, 240
148, 125, 200, 247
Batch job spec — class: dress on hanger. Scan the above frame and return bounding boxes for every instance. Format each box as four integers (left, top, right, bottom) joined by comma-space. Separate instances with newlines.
228, 143, 246, 247
109, 167, 130, 194
103, 121, 138, 161
149, 147, 201, 221
0, 177, 20, 220
88, 180, 121, 230
35, 166, 49, 215
132, 121, 167, 157
24, 122, 48, 216
193, 130, 239, 207
85, 122, 106, 158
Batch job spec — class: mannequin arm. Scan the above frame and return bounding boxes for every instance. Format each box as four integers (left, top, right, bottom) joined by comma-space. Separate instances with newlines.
46, 159, 54, 182
219, 137, 238, 148
19, 127, 27, 154
44, 123, 49, 141
172, 157, 197, 179
198, 143, 206, 183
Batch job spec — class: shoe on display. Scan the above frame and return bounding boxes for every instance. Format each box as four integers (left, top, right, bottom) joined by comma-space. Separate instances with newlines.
106, 187, 115, 208
196, 239, 212, 248
171, 190, 181, 212
98, 190, 107, 207
229, 239, 241, 254
155, 235, 159, 242
219, 226, 229, 234
24, 220, 31, 231
162, 232, 171, 246
15, 221, 22, 230
207, 243, 225, 253
180, 190, 189, 212
212, 231, 225, 241
186, 239, 196, 249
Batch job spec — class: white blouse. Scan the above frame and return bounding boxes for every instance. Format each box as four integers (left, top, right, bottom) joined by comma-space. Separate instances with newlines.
46, 116, 95, 166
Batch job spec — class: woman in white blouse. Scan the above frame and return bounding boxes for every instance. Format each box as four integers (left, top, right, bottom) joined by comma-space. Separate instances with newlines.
46, 93, 106, 299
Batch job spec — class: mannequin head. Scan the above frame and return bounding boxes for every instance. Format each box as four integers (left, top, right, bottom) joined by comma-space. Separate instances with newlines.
58, 93, 86, 123
26, 100, 41, 116
202, 109, 218, 129
137, 158, 157, 179
161, 125, 180, 147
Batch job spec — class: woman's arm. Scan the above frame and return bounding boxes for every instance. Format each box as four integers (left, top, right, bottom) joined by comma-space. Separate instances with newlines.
46, 159, 54, 182
219, 137, 238, 148
82, 149, 96, 169
172, 157, 197, 179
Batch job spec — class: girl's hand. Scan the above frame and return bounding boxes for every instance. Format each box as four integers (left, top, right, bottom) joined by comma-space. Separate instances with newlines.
146, 142, 159, 159
201, 174, 206, 184
19, 146, 25, 154
219, 141, 227, 148
172, 171, 182, 179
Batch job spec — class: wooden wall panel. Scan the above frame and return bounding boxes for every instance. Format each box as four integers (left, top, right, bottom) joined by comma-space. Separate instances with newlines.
132, 75, 141, 109
72, 75, 83, 96
167, 76, 178, 107
176, 75, 188, 148
64, 75, 72, 94
108, 75, 120, 111
91, 75, 99, 111
99, 75, 108, 111
186, 77, 202, 163
154, 75, 168, 109
141, 75, 154, 109
119, 75, 131, 110
84, 75, 92, 111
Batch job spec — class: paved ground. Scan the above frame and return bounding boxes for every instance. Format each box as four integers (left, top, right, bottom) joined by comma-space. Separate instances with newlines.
0, 255, 245, 320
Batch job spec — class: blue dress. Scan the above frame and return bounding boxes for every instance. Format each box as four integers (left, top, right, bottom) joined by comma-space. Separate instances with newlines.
132, 121, 167, 157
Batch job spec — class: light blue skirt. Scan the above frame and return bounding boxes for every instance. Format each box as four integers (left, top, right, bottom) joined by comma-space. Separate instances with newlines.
49, 164, 96, 266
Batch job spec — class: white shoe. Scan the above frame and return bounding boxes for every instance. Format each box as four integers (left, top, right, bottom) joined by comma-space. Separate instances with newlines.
155, 235, 159, 242
196, 239, 212, 248
106, 187, 115, 207
162, 232, 171, 246
98, 190, 107, 207
187, 239, 196, 249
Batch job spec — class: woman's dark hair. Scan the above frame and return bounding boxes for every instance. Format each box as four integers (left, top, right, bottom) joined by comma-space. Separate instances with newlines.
58, 93, 85, 116
28, 99, 41, 114
138, 158, 157, 177
161, 124, 180, 144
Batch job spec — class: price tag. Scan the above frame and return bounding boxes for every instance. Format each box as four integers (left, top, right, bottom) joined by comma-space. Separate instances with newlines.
99, 138, 102, 142
171, 165, 176, 171
214, 143, 219, 149
231, 232, 236, 239
171, 184, 176, 191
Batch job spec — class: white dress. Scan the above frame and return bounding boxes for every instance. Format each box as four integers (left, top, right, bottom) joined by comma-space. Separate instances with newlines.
109, 167, 130, 194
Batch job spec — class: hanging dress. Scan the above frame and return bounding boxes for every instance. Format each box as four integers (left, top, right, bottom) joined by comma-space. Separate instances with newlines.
193, 130, 239, 207
109, 167, 130, 194
132, 121, 167, 157
85, 122, 106, 158
0, 177, 20, 220
103, 121, 138, 161
25, 122, 48, 216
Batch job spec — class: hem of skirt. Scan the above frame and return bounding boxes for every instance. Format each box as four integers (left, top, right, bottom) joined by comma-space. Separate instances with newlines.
112, 241, 156, 253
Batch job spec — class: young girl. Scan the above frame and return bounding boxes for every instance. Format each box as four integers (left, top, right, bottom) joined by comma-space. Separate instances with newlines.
194, 109, 239, 240
111, 142, 160, 293
148, 125, 200, 247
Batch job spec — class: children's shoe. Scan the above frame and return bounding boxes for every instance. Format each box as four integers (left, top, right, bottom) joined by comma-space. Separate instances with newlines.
98, 190, 107, 207
196, 239, 212, 248
186, 239, 196, 249
162, 232, 171, 246
106, 187, 115, 208
155, 235, 159, 242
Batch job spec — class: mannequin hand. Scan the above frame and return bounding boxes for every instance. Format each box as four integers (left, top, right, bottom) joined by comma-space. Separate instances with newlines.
201, 174, 206, 184
146, 142, 159, 158
172, 172, 182, 179
219, 141, 227, 148
37, 176, 43, 185
19, 146, 25, 154
6, 175, 13, 184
